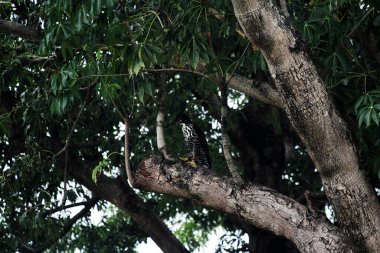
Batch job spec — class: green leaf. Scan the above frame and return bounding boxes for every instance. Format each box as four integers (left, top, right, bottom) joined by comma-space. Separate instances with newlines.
364, 109, 372, 127
75, 9, 83, 31
137, 86, 145, 103
143, 80, 153, 96
51, 75, 58, 95
92, 164, 102, 184
373, 14, 380, 26
189, 37, 200, 69
371, 110, 379, 125
373, 104, 380, 110
358, 109, 366, 127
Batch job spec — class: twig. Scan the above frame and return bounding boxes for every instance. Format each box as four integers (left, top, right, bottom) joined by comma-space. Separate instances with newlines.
124, 114, 134, 187
219, 82, 244, 184
16, 55, 56, 64
56, 88, 92, 156
42, 201, 89, 217
347, 7, 374, 38
146, 68, 209, 79
21, 197, 99, 253
56, 87, 92, 206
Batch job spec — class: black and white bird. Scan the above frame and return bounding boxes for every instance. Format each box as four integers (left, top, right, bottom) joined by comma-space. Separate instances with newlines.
178, 114, 211, 168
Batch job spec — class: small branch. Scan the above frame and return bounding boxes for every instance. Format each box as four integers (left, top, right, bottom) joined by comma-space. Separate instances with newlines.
346, 7, 374, 38
156, 112, 170, 159
219, 82, 244, 184
279, 0, 290, 18
42, 201, 89, 217
56, 88, 92, 206
21, 197, 99, 253
0, 20, 39, 41
208, 7, 225, 20
156, 73, 170, 159
124, 114, 134, 187
16, 55, 56, 64
56, 88, 91, 156
146, 68, 209, 79
148, 65, 284, 108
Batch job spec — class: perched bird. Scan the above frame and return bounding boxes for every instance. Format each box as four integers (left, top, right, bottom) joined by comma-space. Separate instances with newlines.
178, 114, 211, 168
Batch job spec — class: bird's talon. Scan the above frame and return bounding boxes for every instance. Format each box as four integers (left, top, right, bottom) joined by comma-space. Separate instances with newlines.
180, 157, 190, 162
187, 160, 197, 167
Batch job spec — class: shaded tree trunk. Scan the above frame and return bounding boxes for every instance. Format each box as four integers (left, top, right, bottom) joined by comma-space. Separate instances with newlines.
231, 1, 380, 252
229, 102, 299, 253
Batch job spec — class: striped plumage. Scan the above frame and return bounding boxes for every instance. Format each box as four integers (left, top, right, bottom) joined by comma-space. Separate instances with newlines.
178, 114, 211, 168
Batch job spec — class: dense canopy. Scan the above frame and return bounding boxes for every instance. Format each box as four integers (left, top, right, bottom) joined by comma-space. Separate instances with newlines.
1, 0, 380, 252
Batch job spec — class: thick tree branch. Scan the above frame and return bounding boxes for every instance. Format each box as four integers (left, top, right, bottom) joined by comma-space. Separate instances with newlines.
231, 0, 380, 251
135, 156, 353, 253
227, 73, 284, 108
68, 161, 189, 253
0, 20, 39, 41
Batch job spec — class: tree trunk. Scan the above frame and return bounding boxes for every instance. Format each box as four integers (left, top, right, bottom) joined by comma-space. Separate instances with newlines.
231, 1, 380, 252
136, 156, 353, 253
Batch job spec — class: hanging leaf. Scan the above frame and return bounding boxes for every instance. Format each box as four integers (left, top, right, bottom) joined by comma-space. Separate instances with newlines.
189, 37, 200, 69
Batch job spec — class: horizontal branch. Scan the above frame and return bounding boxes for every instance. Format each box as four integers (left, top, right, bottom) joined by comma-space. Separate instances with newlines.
227, 73, 284, 108
135, 156, 353, 253
68, 160, 189, 253
0, 20, 39, 41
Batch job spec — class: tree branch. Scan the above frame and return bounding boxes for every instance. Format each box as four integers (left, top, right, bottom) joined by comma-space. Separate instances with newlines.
156, 73, 170, 159
42, 201, 89, 217
68, 160, 189, 253
135, 156, 353, 253
22, 197, 99, 253
227, 73, 284, 108
279, 0, 290, 18
147, 66, 284, 108
0, 20, 39, 41
219, 82, 244, 184
124, 114, 134, 186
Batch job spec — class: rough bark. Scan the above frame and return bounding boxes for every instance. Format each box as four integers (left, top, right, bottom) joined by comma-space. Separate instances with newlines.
135, 156, 353, 253
231, 1, 380, 252
68, 161, 189, 253
227, 73, 284, 109
0, 20, 39, 41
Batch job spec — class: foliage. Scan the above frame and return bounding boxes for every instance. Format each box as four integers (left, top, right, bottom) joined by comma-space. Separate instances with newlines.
0, 0, 380, 252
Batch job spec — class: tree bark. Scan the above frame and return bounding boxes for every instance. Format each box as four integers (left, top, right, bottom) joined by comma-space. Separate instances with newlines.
68, 161, 189, 253
231, 1, 380, 252
135, 156, 354, 253
0, 20, 38, 41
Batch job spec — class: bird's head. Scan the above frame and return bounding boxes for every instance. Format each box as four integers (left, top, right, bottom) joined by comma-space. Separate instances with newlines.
177, 113, 192, 125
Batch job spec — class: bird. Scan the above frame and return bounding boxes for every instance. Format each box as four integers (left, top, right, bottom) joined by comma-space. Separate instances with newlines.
177, 114, 211, 168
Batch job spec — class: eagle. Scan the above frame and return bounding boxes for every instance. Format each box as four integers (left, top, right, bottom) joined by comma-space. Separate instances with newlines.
178, 114, 211, 168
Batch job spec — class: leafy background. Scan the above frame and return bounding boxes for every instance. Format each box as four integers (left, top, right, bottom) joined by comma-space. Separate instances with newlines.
1, 0, 380, 252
